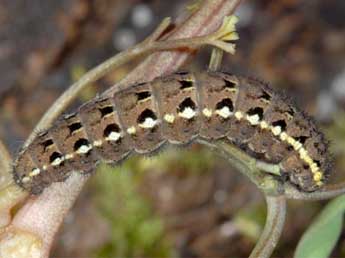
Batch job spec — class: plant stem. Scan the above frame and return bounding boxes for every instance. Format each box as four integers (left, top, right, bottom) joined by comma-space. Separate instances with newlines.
284, 182, 345, 201
249, 195, 286, 258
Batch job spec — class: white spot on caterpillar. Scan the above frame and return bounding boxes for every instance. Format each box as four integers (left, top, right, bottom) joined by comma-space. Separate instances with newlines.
246, 114, 260, 125
106, 131, 122, 141
51, 157, 64, 166
279, 132, 288, 141
164, 114, 175, 123
138, 117, 157, 129
93, 140, 103, 147
65, 153, 74, 160
43, 165, 48, 170
234, 111, 243, 120
271, 126, 282, 136
29, 168, 40, 177
178, 107, 196, 120
22, 176, 31, 183
127, 126, 136, 135
76, 144, 92, 154
202, 108, 212, 118
216, 106, 232, 119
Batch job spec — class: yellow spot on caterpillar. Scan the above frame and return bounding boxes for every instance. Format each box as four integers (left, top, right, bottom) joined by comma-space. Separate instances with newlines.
103, 113, 113, 118
225, 88, 238, 93
304, 156, 314, 166
71, 128, 83, 134
76, 145, 92, 154
43, 165, 48, 171
234, 111, 243, 120
260, 121, 269, 129
164, 114, 175, 123
29, 168, 40, 177
299, 148, 308, 160
247, 114, 260, 125
93, 140, 103, 147
127, 126, 136, 135
138, 97, 151, 104
22, 176, 31, 183
286, 136, 296, 146
178, 107, 196, 119
51, 157, 64, 167
279, 133, 322, 183
216, 106, 232, 119
271, 126, 282, 136
268, 124, 324, 184
138, 117, 157, 129
293, 141, 303, 151
313, 172, 322, 182
310, 163, 319, 173
65, 153, 74, 160
181, 79, 195, 92
202, 108, 212, 118
259, 98, 270, 104
279, 132, 288, 141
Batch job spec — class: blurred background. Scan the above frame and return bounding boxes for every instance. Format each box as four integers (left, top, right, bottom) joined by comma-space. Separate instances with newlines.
1, 0, 345, 257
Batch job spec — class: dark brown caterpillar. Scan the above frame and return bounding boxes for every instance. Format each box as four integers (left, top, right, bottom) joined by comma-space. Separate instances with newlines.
13, 71, 331, 195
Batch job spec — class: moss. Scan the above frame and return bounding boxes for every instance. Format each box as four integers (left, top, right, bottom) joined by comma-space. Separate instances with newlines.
92, 163, 173, 258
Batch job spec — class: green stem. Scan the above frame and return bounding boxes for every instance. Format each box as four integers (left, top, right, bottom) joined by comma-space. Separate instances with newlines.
284, 182, 345, 201
249, 195, 286, 258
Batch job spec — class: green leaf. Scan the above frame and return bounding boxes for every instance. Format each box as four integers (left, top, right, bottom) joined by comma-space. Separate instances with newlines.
294, 195, 345, 258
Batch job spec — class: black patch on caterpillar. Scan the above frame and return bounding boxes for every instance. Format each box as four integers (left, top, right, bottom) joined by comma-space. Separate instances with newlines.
136, 91, 151, 101
294, 136, 308, 144
260, 90, 271, 101
74, 138, 91, 152
272, 120, 287, 131
137, 109, 157, 124
42, 139, 54, 150
49, 152, 63, 164
99, 106, 114, 117
247, 107, 264, 120
178, 97, 196, 112
104, 124, 121, 138
216, 98, 234, 112
224, 79, 236, 89
179, 80, 194, 90
68, 122, 82, 134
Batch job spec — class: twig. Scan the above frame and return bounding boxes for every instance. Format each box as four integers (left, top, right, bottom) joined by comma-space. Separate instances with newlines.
104, 0, 243, 94
198, 139, 282, 195
196, 140, 287, 258
284, 182, 345, 201
249, 195, 286, 258
0, 138, 27, 228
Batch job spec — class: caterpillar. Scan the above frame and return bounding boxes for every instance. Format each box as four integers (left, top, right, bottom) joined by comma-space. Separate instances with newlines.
13, 71, 331, 195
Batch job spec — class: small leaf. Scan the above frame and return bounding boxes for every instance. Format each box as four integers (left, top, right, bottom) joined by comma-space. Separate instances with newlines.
294, 195, 345, 258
